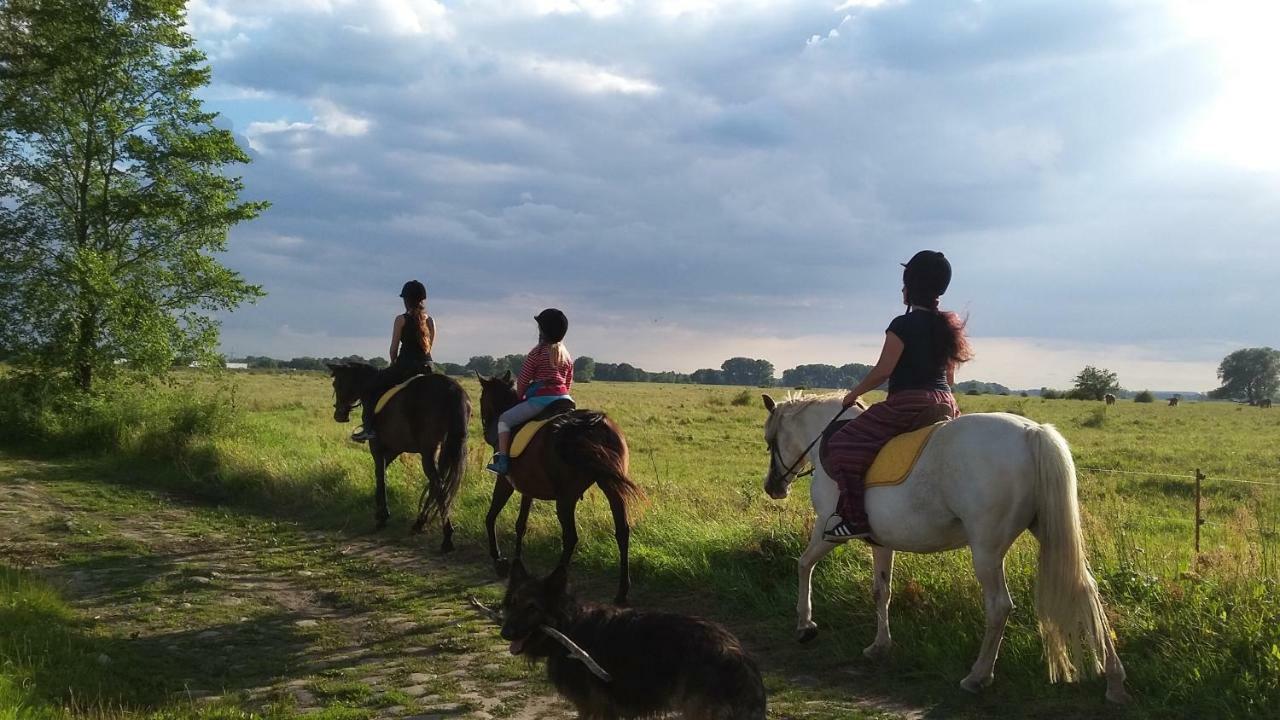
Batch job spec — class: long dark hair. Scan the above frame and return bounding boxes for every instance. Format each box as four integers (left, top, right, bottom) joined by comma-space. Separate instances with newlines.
917, 303, 973, 370
404, 296, 430, 354
903, 251, 972, 369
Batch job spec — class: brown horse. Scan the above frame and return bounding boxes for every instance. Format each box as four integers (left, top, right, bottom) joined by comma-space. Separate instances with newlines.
1168, 396, 1180, 407
1104, 393, 1116, 405
1261, 398, 1273, 409
476, 372, 644, 604
328, 362, 470, 551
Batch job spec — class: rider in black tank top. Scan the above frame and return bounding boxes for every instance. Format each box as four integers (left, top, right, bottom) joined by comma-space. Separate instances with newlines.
351, 281, 436, 442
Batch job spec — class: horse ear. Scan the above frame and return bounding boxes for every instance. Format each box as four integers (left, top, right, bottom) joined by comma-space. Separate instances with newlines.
762, 394, 777, 413
325, 362, 342, 372
474, 371, 486, 382
545, 564, 569, 597
502, 370, 512, 384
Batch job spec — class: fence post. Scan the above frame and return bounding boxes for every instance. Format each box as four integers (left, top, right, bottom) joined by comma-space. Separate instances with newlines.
1194, 468, 1204, 555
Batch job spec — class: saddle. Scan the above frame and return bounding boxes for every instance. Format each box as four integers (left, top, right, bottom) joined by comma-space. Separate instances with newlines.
373, 374, 426, 414
819, 403, 955, 487
510, 399, 578, 458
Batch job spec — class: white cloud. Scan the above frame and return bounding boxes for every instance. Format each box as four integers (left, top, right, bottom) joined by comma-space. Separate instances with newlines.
244, 99, 371, 152
202, 0, 1279, 389
521, 57, 660, 96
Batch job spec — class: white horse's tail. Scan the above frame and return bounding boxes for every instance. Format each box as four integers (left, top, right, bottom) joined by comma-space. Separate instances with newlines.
1030, 423, 1110, 683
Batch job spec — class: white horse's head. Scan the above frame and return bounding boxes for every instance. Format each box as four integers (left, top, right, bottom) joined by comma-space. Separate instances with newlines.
760, 391, 847, 500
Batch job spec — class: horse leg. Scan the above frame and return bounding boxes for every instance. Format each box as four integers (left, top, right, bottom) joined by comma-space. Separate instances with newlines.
1103, 618, 1131, 704
605, 490, 631, 605
485, 475, 516, 577
795, 523, 837, 643
513, 494, 534, 560
960, 546, 1014, 693
440, 517, 455, 555
372, 447, 391, 530
412, 453, 441, 536
864, 545, 895, 661
554, 497, 579, 569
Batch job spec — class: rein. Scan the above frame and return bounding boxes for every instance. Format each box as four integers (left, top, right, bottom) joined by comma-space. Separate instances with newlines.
768, 399, 865, 483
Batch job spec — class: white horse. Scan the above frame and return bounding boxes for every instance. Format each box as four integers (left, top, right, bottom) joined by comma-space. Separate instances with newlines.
760, 393, 1129, 704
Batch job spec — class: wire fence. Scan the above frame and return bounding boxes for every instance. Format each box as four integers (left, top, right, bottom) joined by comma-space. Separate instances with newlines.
1077, 464, 1280, 556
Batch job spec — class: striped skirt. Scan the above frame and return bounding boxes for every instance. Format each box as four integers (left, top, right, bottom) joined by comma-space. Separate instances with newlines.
826, 389, 959, 521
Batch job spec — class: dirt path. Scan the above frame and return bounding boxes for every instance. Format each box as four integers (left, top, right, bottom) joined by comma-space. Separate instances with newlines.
0, 466, 574, 720
0, 460, 916, 720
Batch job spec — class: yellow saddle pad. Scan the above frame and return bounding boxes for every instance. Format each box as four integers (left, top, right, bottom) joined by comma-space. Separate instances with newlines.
865, 422, 945, 488
373, 374, 425, 414
510, 418, 554, 458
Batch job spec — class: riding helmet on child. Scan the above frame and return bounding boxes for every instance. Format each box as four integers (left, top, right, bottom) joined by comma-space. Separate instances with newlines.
534, 308, 568, 343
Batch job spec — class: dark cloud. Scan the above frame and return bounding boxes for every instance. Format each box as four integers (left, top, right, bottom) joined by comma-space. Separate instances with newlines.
193, 0, 1279, 380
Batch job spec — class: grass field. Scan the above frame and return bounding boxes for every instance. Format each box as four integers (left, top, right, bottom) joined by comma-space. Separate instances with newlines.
3, 370, 1279, 719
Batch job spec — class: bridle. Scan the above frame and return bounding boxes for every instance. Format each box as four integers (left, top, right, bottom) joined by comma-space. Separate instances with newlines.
765, 399, 865, 490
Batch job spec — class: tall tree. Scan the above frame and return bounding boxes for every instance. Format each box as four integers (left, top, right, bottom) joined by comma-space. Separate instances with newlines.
0, 0, 266, 392
573, 355, 595, 382
1211, 347, 1280, 404
720, 357, 775, 387
1070, 366, 1120, 401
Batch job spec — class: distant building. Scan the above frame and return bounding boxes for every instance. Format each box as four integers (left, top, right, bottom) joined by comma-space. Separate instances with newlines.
226, 362, 249, 370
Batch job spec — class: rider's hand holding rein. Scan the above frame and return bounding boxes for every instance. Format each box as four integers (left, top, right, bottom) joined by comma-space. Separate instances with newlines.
842, 332, 906, 409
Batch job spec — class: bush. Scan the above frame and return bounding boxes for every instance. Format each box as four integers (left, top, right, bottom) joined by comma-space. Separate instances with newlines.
1134, 390, 1155, 403
1041, 388, 1062, 399
730, 389, 753, 406
0, 373, 233, 457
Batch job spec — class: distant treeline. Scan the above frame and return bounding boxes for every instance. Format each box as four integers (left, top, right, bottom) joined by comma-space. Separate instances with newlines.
227, 353, 1014, 392
230, 355, 389, 371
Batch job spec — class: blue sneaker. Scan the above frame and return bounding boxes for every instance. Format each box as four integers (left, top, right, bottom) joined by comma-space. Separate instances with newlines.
486, 453, 510, 475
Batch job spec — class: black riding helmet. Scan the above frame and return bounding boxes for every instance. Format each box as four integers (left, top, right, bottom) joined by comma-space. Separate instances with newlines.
534, 308, 568, 343
399, 280, 427, 303
902, 251, 951, 304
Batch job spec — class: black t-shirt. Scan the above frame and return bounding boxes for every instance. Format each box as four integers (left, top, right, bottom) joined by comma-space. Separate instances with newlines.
886, 310, 950, 393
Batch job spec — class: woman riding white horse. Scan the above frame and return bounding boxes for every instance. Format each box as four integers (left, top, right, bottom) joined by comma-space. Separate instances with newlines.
759, 256, 1130, 703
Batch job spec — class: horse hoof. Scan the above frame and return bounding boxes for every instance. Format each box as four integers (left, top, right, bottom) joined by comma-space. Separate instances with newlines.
959, 675, 994, 694
494, 558, 511, 578
797, 626, 819, 644
1106, 686, 1133, 705
863, 643, 891, 661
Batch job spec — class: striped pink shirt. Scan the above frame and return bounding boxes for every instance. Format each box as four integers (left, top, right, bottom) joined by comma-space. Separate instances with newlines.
517, 344, 574, 399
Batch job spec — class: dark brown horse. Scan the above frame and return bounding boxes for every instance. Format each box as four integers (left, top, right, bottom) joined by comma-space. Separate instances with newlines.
476, 372, 644, 604
328, 362, 470, 551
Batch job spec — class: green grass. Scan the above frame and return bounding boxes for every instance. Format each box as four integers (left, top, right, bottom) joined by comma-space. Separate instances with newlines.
3, 372, 1280, 718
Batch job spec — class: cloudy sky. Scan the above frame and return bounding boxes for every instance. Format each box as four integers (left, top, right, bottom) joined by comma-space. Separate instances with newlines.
190, 0, 1279, 391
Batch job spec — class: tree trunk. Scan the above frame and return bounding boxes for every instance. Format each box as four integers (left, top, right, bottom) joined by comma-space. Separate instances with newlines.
75, 303, 98, 393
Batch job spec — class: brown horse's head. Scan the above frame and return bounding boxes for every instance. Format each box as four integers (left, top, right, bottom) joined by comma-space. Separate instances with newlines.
475, 371, 519, 446
327, 362, 377, 422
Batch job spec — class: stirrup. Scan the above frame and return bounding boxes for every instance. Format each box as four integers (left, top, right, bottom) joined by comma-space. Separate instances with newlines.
486, 453, 510, 475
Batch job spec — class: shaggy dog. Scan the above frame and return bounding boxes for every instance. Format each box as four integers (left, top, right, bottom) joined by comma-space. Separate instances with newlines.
501, 561, 766, 719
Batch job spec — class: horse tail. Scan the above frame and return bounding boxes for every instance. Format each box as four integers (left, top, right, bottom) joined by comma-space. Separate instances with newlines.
1029, 423, 1110, 684
423, 384, 469, 527
563, 418, 646, 525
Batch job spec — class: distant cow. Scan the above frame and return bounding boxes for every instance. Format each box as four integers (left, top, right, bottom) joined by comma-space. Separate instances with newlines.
1262, 398, 1274, 409
1168, 397, 1180, 407
1104, 394, 1116, 405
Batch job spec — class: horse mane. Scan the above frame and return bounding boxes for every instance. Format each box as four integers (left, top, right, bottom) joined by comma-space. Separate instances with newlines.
775, 391, 844, 416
